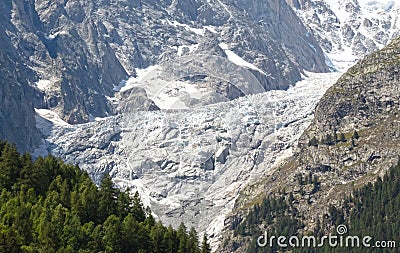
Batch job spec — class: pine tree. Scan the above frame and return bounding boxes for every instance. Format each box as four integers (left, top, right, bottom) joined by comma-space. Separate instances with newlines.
177, 223, 188, 253
164, 225, 178, 253
150, 222, 167, 253
0, 139, 203, 253
132, 192, 146, 223
187, 227, 199, 253
0, 142, 21, 189
201, 234, 211, 253
102, 215, 122, 252
117, 191, 132, 219
98, 174, 117, 222
0, 224, 23, 252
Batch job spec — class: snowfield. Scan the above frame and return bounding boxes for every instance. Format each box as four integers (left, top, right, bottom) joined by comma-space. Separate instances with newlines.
295, 0, 400, 71
34, 71, 341, 249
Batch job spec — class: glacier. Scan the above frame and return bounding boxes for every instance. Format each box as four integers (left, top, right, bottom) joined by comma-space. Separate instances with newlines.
290, 0, 400, 71
34, 71, 341, 248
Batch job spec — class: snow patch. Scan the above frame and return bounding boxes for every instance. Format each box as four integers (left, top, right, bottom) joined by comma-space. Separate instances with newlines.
35, 108, 70, 127
218, 43, 266, 75
114, 65, 160, 92
167, 20, 205, 36
45, 30, 69, 40
176, 44, 199, 56
35, 79, 51, 91
360, 0, 395, 11
153, 81, 203, 109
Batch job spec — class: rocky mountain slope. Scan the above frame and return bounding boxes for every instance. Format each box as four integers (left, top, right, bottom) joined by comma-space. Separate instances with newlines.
287, 0, 400, 70
0, 1, 44, 151
34, 71, 341, 249
1, 0, 329, 152
3, 0, 399, 251
220, 35, 400, 252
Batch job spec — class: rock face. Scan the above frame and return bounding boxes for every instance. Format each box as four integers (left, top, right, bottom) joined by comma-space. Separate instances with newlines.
1, 0, 331, 152
0, 0, 43, 151
286, 0, 400, 70
34, 71, 341, 249
220, 36, 400, 252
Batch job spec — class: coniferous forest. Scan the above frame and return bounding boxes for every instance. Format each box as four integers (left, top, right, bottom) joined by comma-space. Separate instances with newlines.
0, 140, 210, 253
307, 161, 400, 253
234, 161, 400, 253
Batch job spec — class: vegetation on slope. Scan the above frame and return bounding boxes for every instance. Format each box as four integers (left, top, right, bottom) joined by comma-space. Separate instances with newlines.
0, 140, 210, 253
230, 161, 400, 252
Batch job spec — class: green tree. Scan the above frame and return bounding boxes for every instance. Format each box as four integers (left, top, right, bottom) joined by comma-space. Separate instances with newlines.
201, 234, 211, 253
102, 215, 122, 253
98, 175, 118, 222
132, 192, 146, 223
0, 224, 23, 253
187, 227, 199, 253
177, 222, 188, 253
164, 225, 178, 253
121, 214, 140, 253
0, 142, 21, 189
151, 222, 167, 253
0, 139, 202, 253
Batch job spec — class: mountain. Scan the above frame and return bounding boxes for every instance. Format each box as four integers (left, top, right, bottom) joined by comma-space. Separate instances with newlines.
219, 34, 400, 252
2, 0, 399, 252
2, 0, 331, 247
34, 71, 341, 249
286, 0, 400, 70
0, 0, 328, 152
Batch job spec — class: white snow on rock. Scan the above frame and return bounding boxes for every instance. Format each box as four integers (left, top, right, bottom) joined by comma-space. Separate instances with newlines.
176, 44, 199, 56
35, 108, 70, 127
34, 71, 341, 250
167, 19, 205, 36
45, 30, 69, 40
35, 79, 51, 91
294, 0, 400, 71
219, 43, 266, 75
33, 109, 71, 157
113, 65, 159, 92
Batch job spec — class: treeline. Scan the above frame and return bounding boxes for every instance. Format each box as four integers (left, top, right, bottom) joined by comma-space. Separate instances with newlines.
0, 140, 210, 253
298, 161, 400, 253
232, 151, 400, 252
232, 195, 303, 253
308, 130, 359, 147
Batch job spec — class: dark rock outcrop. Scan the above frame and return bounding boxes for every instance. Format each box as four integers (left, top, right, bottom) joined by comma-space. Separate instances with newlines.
220, 36, 400, 252
2, 0, 329, 150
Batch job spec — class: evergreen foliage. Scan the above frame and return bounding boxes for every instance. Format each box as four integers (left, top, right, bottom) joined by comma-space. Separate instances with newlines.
0, 140, 210, 253
304, 161, 400, 253
233, 195, 302, 252
236, 156, 400, 252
